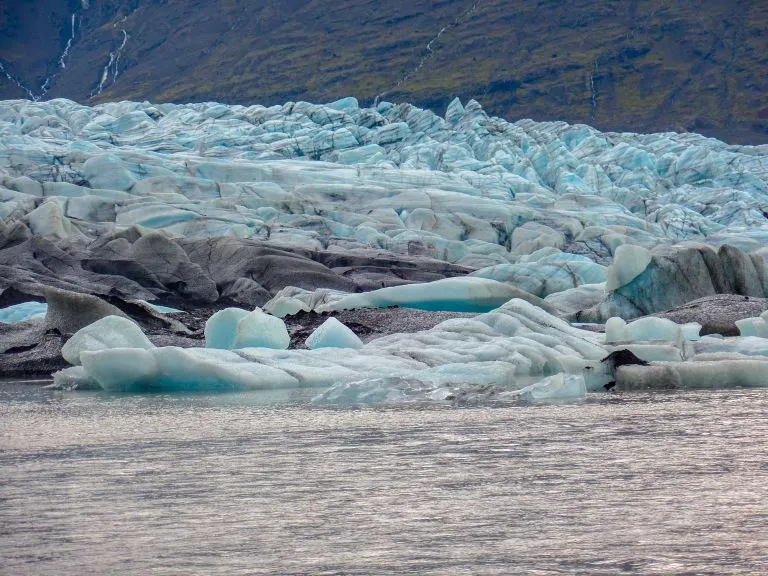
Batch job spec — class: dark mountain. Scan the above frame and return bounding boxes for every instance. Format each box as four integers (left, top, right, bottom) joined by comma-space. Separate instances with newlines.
1, 0, 766, 143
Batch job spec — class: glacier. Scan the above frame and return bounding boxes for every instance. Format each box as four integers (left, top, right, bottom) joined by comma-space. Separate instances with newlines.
1, 95, 767, 401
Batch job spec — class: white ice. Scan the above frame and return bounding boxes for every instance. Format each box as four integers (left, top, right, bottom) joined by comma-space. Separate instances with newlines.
305, 317, 364, 350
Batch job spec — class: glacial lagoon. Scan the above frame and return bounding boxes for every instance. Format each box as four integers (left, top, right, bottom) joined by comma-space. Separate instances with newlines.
1, 382, 767, 575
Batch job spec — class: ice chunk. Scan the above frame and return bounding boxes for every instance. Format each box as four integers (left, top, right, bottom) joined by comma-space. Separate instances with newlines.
511, 373, 586, 404
736, 317, 768, 338
50, 366, 101, 390
616, 359, 768, 391
305, 317, 363, 350
605, 244, 652, 291
681, 322, 702, 341
606, 316, 682, 344
625, 317, 681, 343
605, 317, 627, 343
80, 347, 299, 392
205, 308, 250, 349
0, 301, 47, 324
312, 377, 428, 406
61, 315, 154, 366
205, 307, 290, 350
234, 308, 290, 349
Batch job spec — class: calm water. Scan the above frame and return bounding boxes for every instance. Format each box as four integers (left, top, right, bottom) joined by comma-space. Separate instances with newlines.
1, 384, 767, 575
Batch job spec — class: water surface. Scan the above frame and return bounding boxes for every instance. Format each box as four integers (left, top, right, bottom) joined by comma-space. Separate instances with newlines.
1, 384, 767, 575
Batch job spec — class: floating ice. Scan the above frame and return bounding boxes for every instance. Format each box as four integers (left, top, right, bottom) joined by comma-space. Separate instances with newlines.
205, 307, 290, 350
61, 315, 154, 366
204, 308, 250, 349
80, 347, 299, 393
616, 360, 768, 390
305, 317, 363, 350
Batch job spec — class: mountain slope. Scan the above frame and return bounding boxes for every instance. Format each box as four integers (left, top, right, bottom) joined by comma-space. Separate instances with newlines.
1, 0, 767, 143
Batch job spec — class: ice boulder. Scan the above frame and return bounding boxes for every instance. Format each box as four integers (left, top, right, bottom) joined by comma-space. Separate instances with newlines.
605, 244, 652, 291
605, 316, 681, 344
305, 317, 363, 350
205, 307, 290, 350
205, 308, 250, 349
605, 317, 627, 344
736, 317, 768, 338
626, 317, 681, 343
61, 315, 154, 366
234, 308, 291, 349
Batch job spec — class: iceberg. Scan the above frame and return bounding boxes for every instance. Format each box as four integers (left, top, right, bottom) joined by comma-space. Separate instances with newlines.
205, 307, 290, 350
305, 317, 364, 350
61, 315, 154, 365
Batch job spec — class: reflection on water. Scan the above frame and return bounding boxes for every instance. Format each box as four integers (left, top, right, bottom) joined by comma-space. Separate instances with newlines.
1, 384, 767, 575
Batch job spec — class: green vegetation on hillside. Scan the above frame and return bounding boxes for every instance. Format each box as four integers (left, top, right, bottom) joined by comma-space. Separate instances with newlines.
1, 0, 766, 143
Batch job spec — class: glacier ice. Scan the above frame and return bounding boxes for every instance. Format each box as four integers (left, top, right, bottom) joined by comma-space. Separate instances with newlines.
265, 277, 557, 316
2, 95, 768, 401
0, 301, 47, 324
305, 317, 364, 350
604, 245, 652, 291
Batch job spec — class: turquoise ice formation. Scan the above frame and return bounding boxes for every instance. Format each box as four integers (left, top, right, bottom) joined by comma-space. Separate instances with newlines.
204, 307, 290, 350
0, 301, 47, 324
305, 317, 364, 350
50, 298, 768, 399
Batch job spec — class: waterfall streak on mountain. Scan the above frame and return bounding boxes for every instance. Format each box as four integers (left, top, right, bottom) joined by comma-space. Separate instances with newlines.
0, 62, 37, 100
96, 53, 116, 95
94, 29, 129, 96
112, 30, 129, 83
59, 15, 77, 69
375, 1, 481, 105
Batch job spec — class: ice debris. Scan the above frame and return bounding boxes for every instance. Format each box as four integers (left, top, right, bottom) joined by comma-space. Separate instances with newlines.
736, 311, 768, 338
61, 315, 154, 365
49, 296, 768, 398
205, 307, 290, 350
305, 317, 363, 349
